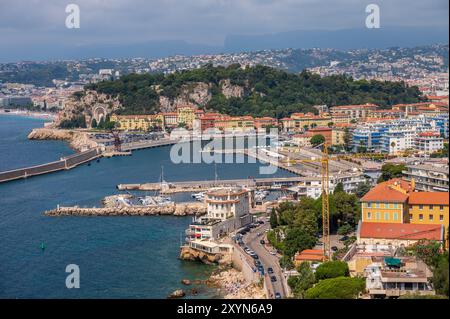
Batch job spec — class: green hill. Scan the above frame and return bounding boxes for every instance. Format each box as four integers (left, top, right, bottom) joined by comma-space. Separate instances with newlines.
85, 64, 423, 118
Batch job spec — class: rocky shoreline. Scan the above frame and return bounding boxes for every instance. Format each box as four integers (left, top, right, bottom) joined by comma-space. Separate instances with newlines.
28, 128, 98, 152
207, 268, 266, 299
45, 202, 206, 217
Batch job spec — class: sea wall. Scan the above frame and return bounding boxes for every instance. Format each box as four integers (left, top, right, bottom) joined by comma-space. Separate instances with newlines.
45, 202, 206, 217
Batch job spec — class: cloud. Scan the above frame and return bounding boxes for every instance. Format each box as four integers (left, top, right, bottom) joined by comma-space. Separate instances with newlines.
0, 0, 447, 58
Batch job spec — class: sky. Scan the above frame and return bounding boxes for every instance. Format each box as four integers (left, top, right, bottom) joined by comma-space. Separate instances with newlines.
0, 0, 448, 61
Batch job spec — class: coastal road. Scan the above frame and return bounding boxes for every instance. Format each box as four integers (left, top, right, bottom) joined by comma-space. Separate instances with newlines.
242, 222, 288, 298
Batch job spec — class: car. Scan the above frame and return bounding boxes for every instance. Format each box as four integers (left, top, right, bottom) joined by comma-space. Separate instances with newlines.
251, 254, 259, 260
254, 260, 262, 267
256, 232, 262, 237
331, 246, 338, 252
274, 292, 282, 299
267, 267, 274, 274
270, 276, 277, 282
258, 220, 264, 225
260, 240, 265, 245
339, 235, 349, 242
269, 251, 277, 256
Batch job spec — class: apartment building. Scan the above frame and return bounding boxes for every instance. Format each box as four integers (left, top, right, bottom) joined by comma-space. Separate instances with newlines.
403, 164, 449, 192
330, 103, 378, 121
415, 131, 444, 154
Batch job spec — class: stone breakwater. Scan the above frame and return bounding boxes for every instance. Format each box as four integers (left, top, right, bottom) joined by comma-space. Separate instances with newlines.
45, 202, 206, 217
28, 128, 98, 152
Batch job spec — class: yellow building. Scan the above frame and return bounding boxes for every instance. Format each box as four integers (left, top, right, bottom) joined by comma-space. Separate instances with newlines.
280, 112, 331, 132
214, 116, 255, 132
176, 106, 204, 128
110, 114, 163, 131
360, 179, 411, 224
332, 127, 347, 145
408, 192, 449, 235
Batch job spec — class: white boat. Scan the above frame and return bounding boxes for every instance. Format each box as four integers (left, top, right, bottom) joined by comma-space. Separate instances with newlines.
139, 196, 174, 206
191, 192, 205, 201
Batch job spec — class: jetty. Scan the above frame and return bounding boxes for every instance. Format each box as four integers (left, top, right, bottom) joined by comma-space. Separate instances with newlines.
0, 148, 102, 183
45, 202, 206, 217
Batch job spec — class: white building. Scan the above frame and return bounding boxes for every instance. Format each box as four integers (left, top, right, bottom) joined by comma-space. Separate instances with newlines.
185, 188, 252, 243
415, 131, 444, 154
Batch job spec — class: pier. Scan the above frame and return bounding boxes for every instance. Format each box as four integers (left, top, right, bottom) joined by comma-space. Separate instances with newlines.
0, 148, 102, 184
118, 176, 321, 193
45, 202, 206, 217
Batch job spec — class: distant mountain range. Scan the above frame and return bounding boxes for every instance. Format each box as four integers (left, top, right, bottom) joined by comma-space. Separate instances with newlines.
223, 27, 449, 52
2, 27, 448, 62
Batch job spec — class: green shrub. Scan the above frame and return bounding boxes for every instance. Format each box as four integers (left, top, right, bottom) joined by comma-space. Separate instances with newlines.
315, 261, 349, 280
305, 277, 365, 299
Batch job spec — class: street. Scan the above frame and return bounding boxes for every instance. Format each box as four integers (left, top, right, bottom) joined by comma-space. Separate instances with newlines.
240, 221, 288, 298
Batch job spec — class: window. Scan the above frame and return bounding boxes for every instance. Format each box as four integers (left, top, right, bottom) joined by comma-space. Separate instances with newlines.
409, 214, 413, 220
367, 212, 371, 220
419, 214, 423, 221
440, 215, 444, 221
440, 205, 444, 211
386, 203, 390, 209
429, 205, 434, 210
419, 205, 423, 210
429, 214, 433, 221
376, 203, 380, 208
394, 203, 398, 209
376, 212, 381, 220
393, 213, 398, 221
367, 202, 372, 208
384, 213, 389, 221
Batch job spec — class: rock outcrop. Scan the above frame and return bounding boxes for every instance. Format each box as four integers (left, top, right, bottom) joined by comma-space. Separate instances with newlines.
179, 246, 224, 265
167, 289, 185, 299
28, 128, 98, 152
208, 268, 266, 299
57, 90, 122, 128
220, 79, 245, 99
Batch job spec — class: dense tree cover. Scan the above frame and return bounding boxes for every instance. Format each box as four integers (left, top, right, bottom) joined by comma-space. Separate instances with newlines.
287, 262, 316, 298
315, 261, 350, 280
406, 240, 449, 297
377, 163, 406, 183
59, 115, 87, 129
85, 64, 423, 118
305, 277, 365, 299
355, 181, 372, 198
268, 189, 360, 259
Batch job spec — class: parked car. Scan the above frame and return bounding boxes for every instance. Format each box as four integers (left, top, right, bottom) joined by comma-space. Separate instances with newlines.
257, 220, 264, 225
251, 254, 259, 260
331, 246, 338, 252
254, 260, 262, 267
270, 276, 277, 282
339, 235, 349, 242
267, 267, 274, 274
269, 251, 277, 256
274, 292, 282, 299
260, 240, 265, 245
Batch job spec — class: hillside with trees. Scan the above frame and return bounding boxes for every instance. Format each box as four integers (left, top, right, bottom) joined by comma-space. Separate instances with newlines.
85, 64, 423, 118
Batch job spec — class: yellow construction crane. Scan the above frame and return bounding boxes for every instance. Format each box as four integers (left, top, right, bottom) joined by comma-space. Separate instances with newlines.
284, 143, 330, 260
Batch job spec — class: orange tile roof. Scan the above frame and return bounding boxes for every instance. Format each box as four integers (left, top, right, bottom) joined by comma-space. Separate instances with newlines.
409, 192, 449, 206
295, 249, 325, 262
361, 178, 411, 203
359, 222, 443, 241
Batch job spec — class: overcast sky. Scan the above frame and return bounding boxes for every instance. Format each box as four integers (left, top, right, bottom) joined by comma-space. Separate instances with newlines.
0, 0, 448, 59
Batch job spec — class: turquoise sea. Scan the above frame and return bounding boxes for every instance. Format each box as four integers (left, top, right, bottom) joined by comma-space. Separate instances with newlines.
0, 115, 293, 298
